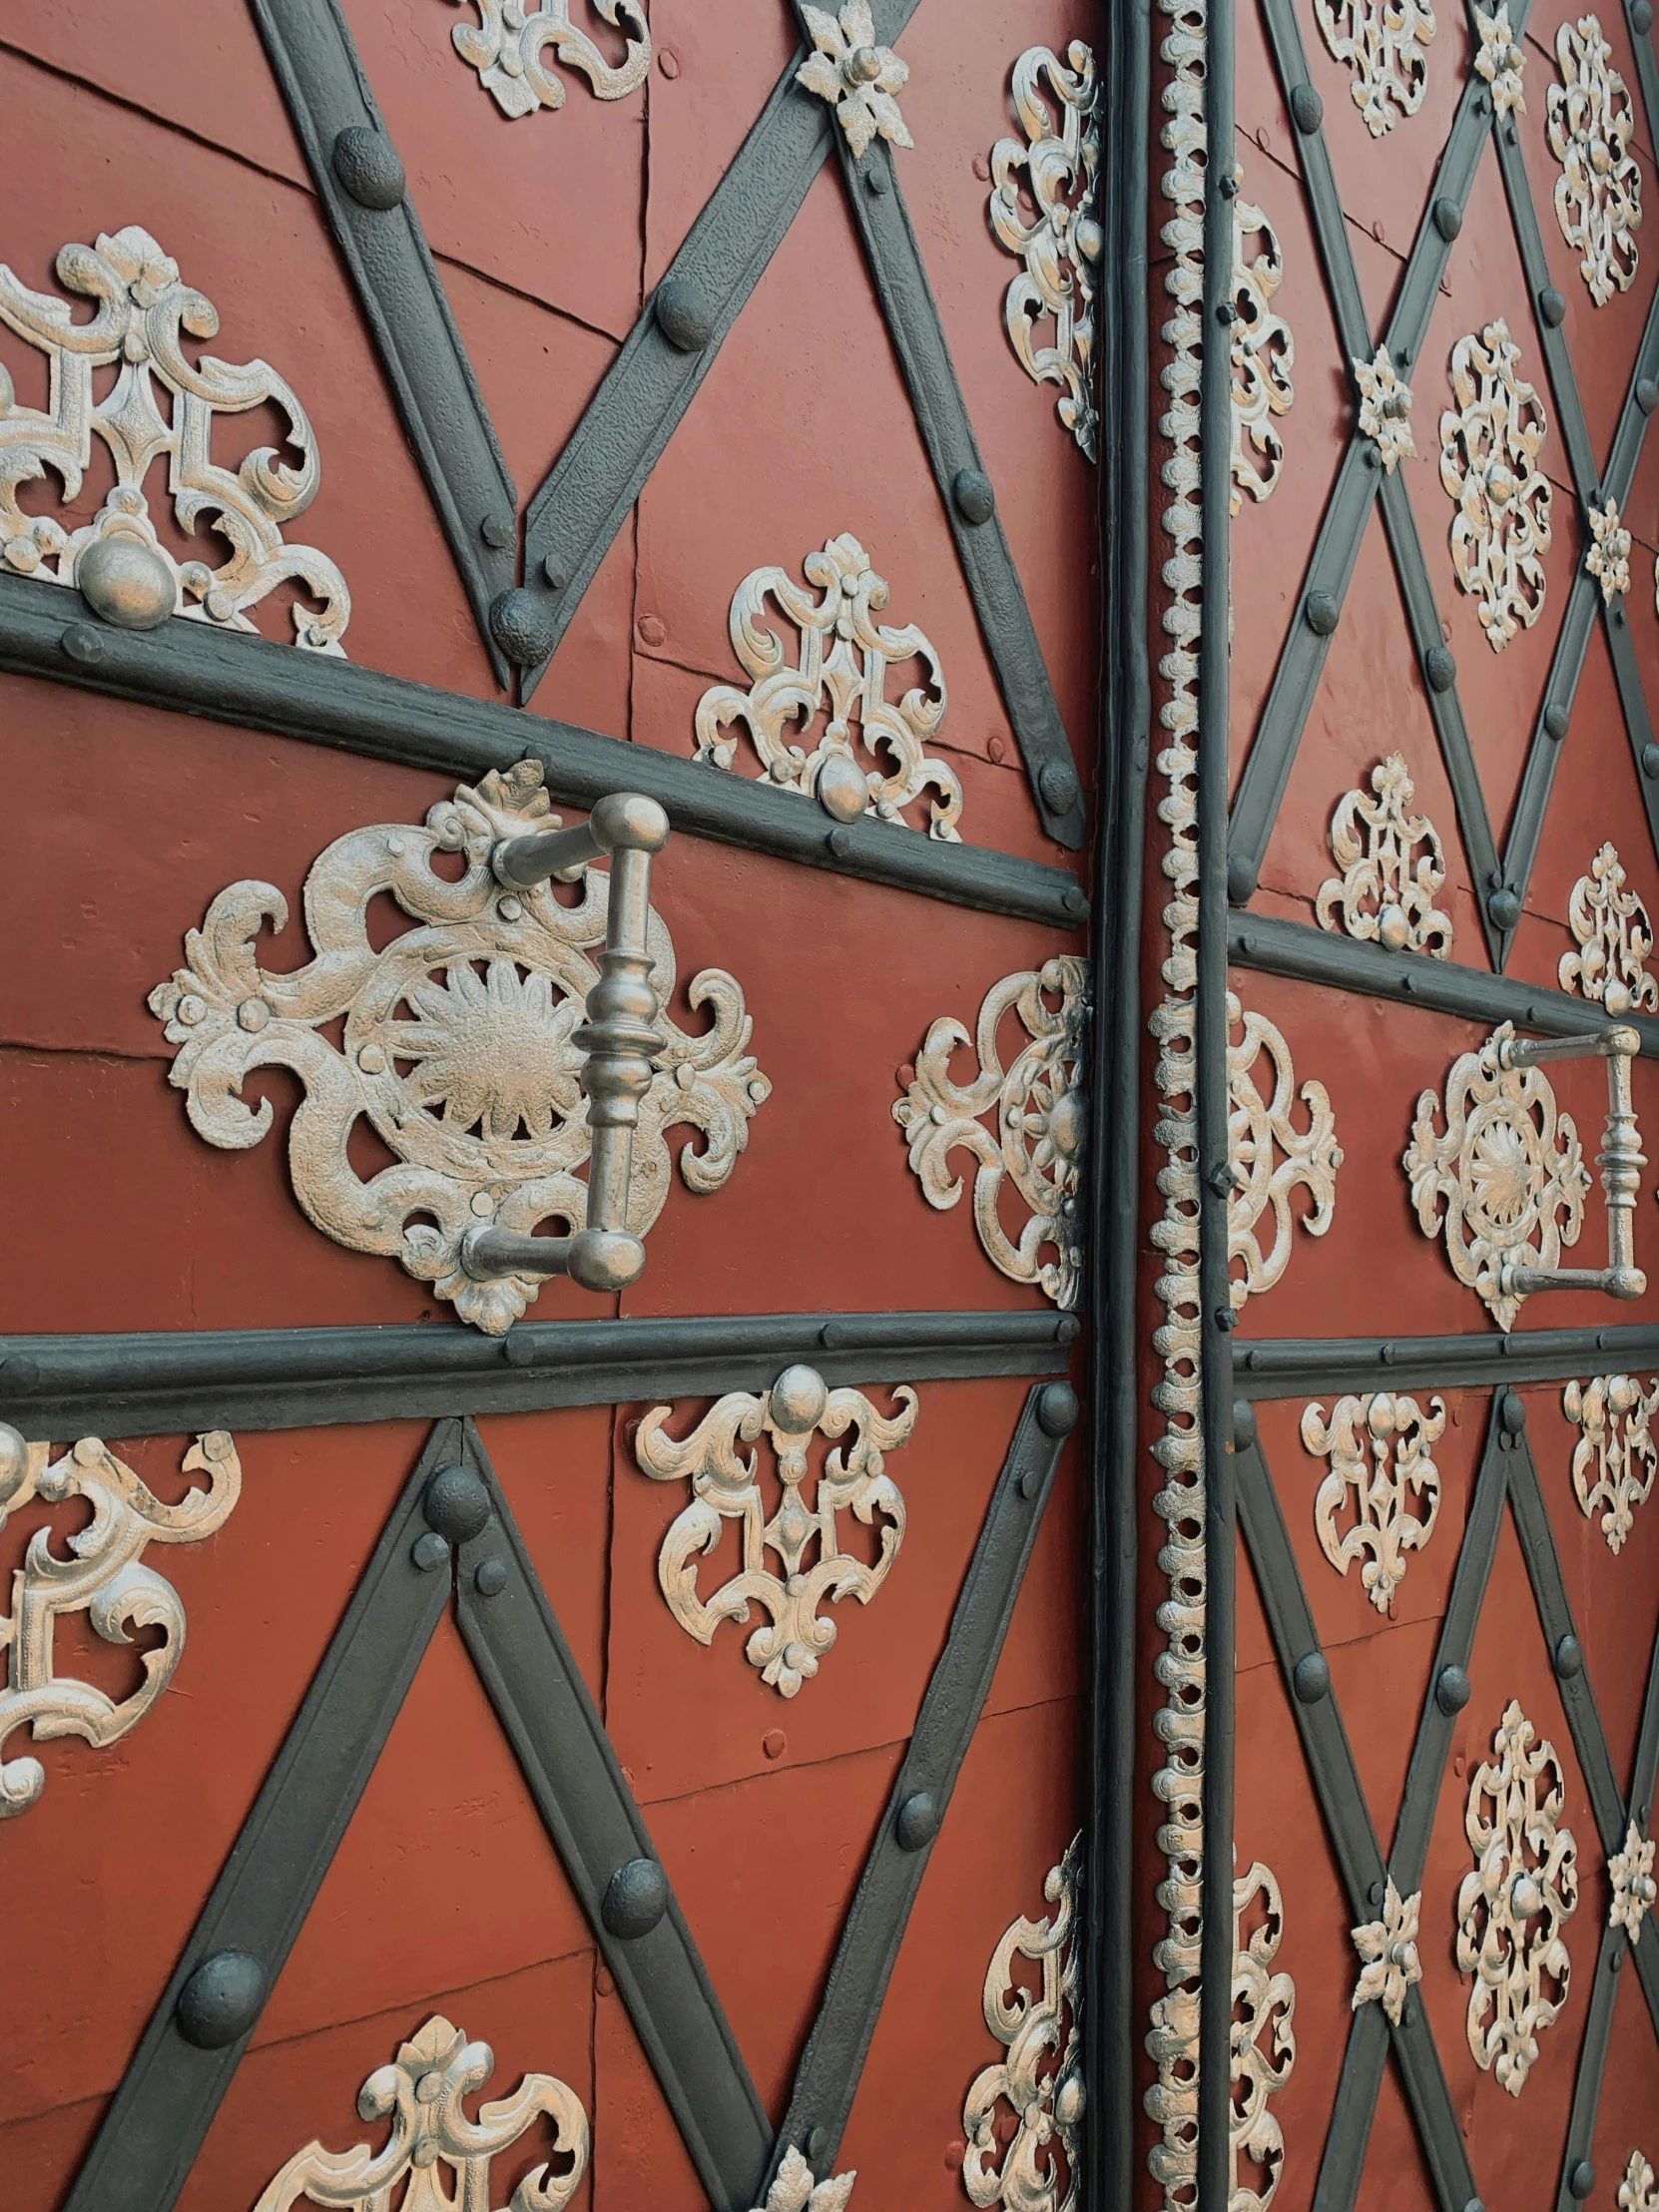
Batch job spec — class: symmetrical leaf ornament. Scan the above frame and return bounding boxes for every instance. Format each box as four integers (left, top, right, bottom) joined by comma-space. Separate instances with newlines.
1226, 995, 1343, 1310
1350, 1881, 1423, 2026
796, 1, 912, 158
1547, 16, 1642, 305
149, 761, 770, 1335
1475, 2, 1528, 116
1623, 2153, 1659, 2212
693, 534, 962, 837
1231, 1862, 1297, 2212
1229, 181, 1295, 515
1314, 0, 1435, 137
1559, 842, 1659, 1013
751, 2149, 856, 2212
1439, 320, 1552, 651
447, 0, 650, 120
632, 1365, 915, 1698
1301, 1391, 1446, 1614
962, 1836, 1083, 2212
0, 1427, 241, 1819
1315, 754, 1451, 956
252, 2012, 588, 2210
1455, 1700, 1578, 2095
988, 44, 1102, 461
1563, 1374, 1659, 1552
0, 227, 348, 650
1353, 345, 1416, 472
1609, 1819, 1658, 1938
1587, 494, 1634, 600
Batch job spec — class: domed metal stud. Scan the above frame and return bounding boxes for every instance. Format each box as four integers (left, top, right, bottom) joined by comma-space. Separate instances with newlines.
654, 277, 715, 352
1039, 759, 1080, 814
894, 1791, 939, 1851
331, 125, 407, 211
176, 1950, 267, 2048
488, 588, 559, 668
424, 1462, 492, 1545
76, 535, 176, 630
601, 1857, 670, 1939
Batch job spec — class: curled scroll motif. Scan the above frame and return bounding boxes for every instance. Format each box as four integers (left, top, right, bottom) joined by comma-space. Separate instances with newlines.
1439, 320, 1552, 652
797, 1, 912, 158
448, 0, 649, 120
0, 227, 348, 650
1231, 1862, 1297, 2212
1227, 995, 1343, 1311
1623, 2153, 1659, 2212
254, 2012, 588, 2210
962, 1836, 1083, 2212
1609, 1819, 1657, 1938
1314, 0, 1435, 136
1316, 754, 1451, 957
1350, 1880, 1423, 2026
1353, 345, 1417, 473
0, 1428, 241, 1819
1562, 1374, 1659, 1553
1455, 1699, 1578, 2095
694, 534, 962, 839
752, 2149, 856, 2212
1587, 495, 1634, 601
1547, 16, 1642, 305
149, 760, 770, 1336
1404, 1024, 1589, 1331
989, 43, 1102, 461
1475, 3, 1527, 115
633, 1366, 916, 1699
1558, 842, 1659, 1013
1302, 1391, 1445, 1614
1230, 182, 1295, 516
894, 958, 1090, 1310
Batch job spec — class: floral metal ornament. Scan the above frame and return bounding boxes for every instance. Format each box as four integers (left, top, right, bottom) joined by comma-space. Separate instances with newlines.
1229, 181, 1295, 516
1353, 345, 1416, 472
1455, 1699, 1578, 2095
149, 762, 769, 1336
1350, 1880, 1423, 2026
1475, 2, 1527, 117
752, 2149, 856, 2212
253, 2012, 588, 2211
1302, 1391, 1446, 1615
632, 1365, 915, 1698
1559, 842, 1659, 1013
1226, 995, 1342, 1311
797, 2, 911, 159
1609, 1819, 1658, 1938
962, 1835, 1083, 2212
1231, 1861, 1297, 2212
1547, 16, 1642, 305
1314, 0, 1435, 136
0, 227, 348, 650
988, 44, 1102, 461
895, 958, 1089, 1310
693, 534, 961, 838
1439, 320, 1552, 652
0, 1426, 241, 1819
1587, 495, 1634, 600
447, 0, 650, 121
1623, 2154, 1659, 2212
1563, 1374, 1659, 1552
1315, 754, 1452, 957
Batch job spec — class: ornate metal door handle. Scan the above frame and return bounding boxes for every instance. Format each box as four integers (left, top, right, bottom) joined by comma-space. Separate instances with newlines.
1490, 1027, 1645, 1302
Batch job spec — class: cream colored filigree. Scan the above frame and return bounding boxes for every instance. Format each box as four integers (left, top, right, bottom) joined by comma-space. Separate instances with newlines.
1610, 1818, 1657, 1937
1316, 754, 1451, 956
895, 958, 1089, 1310
1475, 3, 1527, 116
148, 761, 769, 1336
963, 1835, 1083, 2212
0, 1429, 240, 1819
254, 2011, 587, 2211
1548, 17, 1642, 305
1350, 1881, 1423, 2026
753, 2149, 856, 2212
1302, 1392, 1445, 1614
1231, 1862, 1297, 2212
633, 1366, 915, 1699
1226, 996, 1342, 1310
0, 227, 348, 650
1404, 1023, 1589, 1330
1560, 843, 1659, 1013
1563, 1374, 1659, 1551
1315, 0, 1435, 135
1230, 181, 1294, 516
1587, 496, 1634, 601
797, 1, 911, 158
1440, 320, 1552, 652
1623, 2151, 1659, 2210
693, 534, 961, 838
1353, 345, 1417, 473
989, 44, 1102, 461
1455, 1699, 1578, 2095
447, 0, 649, 120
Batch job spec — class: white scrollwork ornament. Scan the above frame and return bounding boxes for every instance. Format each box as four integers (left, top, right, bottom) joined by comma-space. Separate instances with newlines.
1232, 1862, 1297, 2212
989, 44, 1102, 462
1587, 496, 1634, 601
447, 0, 649, 120
895, 959, 1090, 1310
1559, 842, 1659, 1013
1455, 1699, 1578, 2095
1563, 1374, 1659, 1551
1314, 0, 1435, 136
1623, 2153, 1659, 2212
1230, 182, 1295, 516
1302, 1392, 1445, 1614
1404, 1023, 1590, 1330
1475, 3, 1527, 116
752, 2149, 856, 2212
1227, 995, 1343, 1310
1547, 17, 1642, 305
0, 1428, 241, 1818
1609, 1819, 1658, 1937
633, 1365, 915, 1698
0, 227, 348, 650
962, 1836, 1083, 2212
1353, 346, 1416, 473
253, 2012, 588, 2211
149, 761, 770, 1336
694, 534, 962, 838
797, 0, 911, 158
1440, 320, 1552, 652
1350, 1880, 1423, 2025
1316, 754, 1451, 956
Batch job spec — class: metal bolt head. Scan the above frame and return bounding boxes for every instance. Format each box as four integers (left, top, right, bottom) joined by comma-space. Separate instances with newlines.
1639, 377, 1659, 415
816, 753, 868, 824
953, 467, 996, 525
1036, 1381, 1079, 1437
894, 1790, 939, 1851
1226, 851, 1259, 904
826, 826, 854, 859
1039, 758, 1081, 814
1501, 1389, 1526, 1435
770, 1364, 830, 1434
76, 534, 177, 630
1061, 883, 1088, 920
1544, 702, 1569, 741
1424, 644, 1456, 693
424, 1462, 492, 1544
1432, 197, 1461, 241
503, 1329, 536, 1369
864, 161, 890, 196
411, 1530, 450, 1572
474, 1556, 509, 1598
1435, 1664, 1471, 1715
1305, 590, 1340, 636
1378, 902, 1409, 952
1293, 1651, 1331, 1703
330, 125, 407, 210
479, 513, 514, 551
1636, 0, 1654, 29
1487, 886, 1521, 930
61, 622, 105, 664
602, 1857, 671, 1939
176, 1949, 267, 2048
1644, 744, 1659, 780
654, 276, 715, 352
1568, 2162, 1595, 2201
1538, 286, 1567, 327
1554, 1632, 1584, 1679
488, 588, 558, 667
1290, 82, 1324, 133
806, 2125, 830, 2164
1232, 1399, 1258, 1449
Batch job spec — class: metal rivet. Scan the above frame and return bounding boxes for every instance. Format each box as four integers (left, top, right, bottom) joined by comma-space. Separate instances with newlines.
1432, 197, 1461, 242
1424, 644, 1456, 693
503, 1330, 536, 1368
1568, 2161, 1595, 2200
1293, 1652, 1331, 1704
542, 558, 567, 591
176, 1950, 267, 2049
424, 1463, 491, 1544
602, 1857, 670, 1938
488, 587, 557, 668
1539, 286, 1567, 327
895, 1791, 939, 1851
1644, 744, 1659, 780
1219, 173, 1239, 199
1639, 377, 1659, 414
1369, 1879, 1384, 1905
1555, 1633, 1584, 1679
953, 467, 996, 525
864, 161, 890, 196
1227, 851, 1259, 903
1061, 883, 1089, 919
1216, 300, 1237, 327
1290, 82, 1324, 132
411, 1530, 450, 1572
1037, 1382, 1079, 1437
1544, 702, 1569, 741
654, 276, 715, 352
826, 827, 854, 859
479, 513, 514, 551
61, 622, 105, 664
1612, 1937, 1626, 1970
474, 1556, 509, 1598
1501, 1389, 1526, 1435
1232, 1399, 1259, 1448
1487, 886, 1521, 930
2, 1353, 43, 1392
1363, 442, 1381, 468
1239, 932, 1258, 955
1056, 1315, 1081, 1345
1040, 757, 1080, 813
1018, 1466, 1041, 1498
817, 753, 869, 824
331, 125, 406, 210
806, 2127, 830, 2164
1380, 1343, 1395, 1364
1207, 1162, 1237, 1197
1635, 0, 1654, 31
1305, 590, 1341, 636
1464, 2200, 1486, 2212
1214, 1306, 1237, 1332
1435, 1664, 1471, 1714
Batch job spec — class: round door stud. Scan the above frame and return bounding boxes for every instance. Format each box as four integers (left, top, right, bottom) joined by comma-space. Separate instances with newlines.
816, 754, 869, 824
1435, 1664, 1471, 1715
424, 1463, 492, 1545
76, 536, 176, 630
1039, 759, 1081, 814
1037, 1382, 1079, 1436
331, 126, 407, 210
952, 468, 996, 525
176, 1950, 267, 2049
1293, 1651, 1331, 1703
895, 1791, 939, 1851
601, 1857, 670, 1939
654, 278, 715, 352
488, 588, 559, 667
